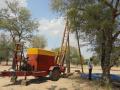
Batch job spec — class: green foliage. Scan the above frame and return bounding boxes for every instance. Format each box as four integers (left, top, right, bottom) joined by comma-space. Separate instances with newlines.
52, 46, 84, 65
81, 4, 114, 32
0, 0, 39, 42
81, 3, 120, 67
50, 0, 66, 13
52, 47, 59, 52
91, 55, 100, 65
51, 0, 120, 64
0, 33, 14, 63
30, 35, 47, 48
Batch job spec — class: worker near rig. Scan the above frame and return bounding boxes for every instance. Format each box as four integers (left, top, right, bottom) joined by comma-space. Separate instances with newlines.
88, 58, 93, 80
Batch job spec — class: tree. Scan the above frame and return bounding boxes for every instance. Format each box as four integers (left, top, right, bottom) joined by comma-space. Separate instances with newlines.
0, 0, 39, 43
80, 1, 120, 84
51, 0, 120, 84
30, 35, 47, 48
0, 33, 13, 65
0, 0, 39, 69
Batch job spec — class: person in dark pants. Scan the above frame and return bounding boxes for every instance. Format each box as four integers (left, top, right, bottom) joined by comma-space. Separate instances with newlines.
88, 58, 93, 80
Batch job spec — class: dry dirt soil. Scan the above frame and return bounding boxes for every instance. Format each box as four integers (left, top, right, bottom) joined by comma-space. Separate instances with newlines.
0, 64, 120, 90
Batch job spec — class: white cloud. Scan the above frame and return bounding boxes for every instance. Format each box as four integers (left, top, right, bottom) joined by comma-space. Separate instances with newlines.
38, 17, 65, 37
0, 0, 27, 9
69, 34, 77, 47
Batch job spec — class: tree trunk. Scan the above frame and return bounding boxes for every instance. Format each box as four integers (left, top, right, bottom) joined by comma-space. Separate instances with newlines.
101, 50, 111, 85
75, 29, 84, 73
101, 30, 113, 85
101, 66, 111, 85
66, 59, 70, 73
6, 59, 8, 65
12, 37, 16, 69
0, 58, 2, 65
66, 33, 70, 73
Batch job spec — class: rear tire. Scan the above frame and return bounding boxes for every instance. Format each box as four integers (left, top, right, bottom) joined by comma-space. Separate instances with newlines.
50, 69, 61, 81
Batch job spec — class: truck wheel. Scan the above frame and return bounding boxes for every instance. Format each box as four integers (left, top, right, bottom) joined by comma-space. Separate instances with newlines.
50, 69, 61, 81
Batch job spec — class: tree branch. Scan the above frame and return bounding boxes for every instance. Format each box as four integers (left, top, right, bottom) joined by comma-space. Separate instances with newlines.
101, 0, 113, 9
110, 0, 114, 5
115, 0, 120, 9
110, 53, 120, 68
116, 12, 120, 16
112, 31, 120, 42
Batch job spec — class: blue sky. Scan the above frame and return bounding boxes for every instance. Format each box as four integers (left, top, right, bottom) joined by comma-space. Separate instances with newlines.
27, 0, 65, 50
27, 0, 57, 19
27, 0, 61, 48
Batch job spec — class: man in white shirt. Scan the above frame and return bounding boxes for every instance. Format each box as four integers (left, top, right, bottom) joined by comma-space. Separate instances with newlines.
88, 58, 93, 80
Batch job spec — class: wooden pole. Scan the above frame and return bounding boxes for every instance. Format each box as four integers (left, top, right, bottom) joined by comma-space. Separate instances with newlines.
66, 33, 70, 73
75, 29, 84, 73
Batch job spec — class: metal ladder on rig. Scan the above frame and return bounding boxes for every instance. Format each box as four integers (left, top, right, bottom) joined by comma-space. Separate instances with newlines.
55, 20, 70, 66
55, 19, 84, 73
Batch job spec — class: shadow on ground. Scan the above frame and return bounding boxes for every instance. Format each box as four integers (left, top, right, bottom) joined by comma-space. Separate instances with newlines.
81, 73, 120, 81
81, 73, 120, 89
3, 77, 49, 87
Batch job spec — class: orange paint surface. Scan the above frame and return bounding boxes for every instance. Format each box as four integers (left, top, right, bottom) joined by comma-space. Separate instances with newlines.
27, 48, 57, 71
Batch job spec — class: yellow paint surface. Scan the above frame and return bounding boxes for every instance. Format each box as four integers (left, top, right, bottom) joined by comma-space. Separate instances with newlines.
27, 48, 56, 56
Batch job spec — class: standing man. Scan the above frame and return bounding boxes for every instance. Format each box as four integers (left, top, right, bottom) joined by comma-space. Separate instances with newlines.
88, 58, 93, 80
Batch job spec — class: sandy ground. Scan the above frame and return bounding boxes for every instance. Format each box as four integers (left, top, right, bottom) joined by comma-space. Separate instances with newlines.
0, 77, 77, 90
0, 64, 120, 90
